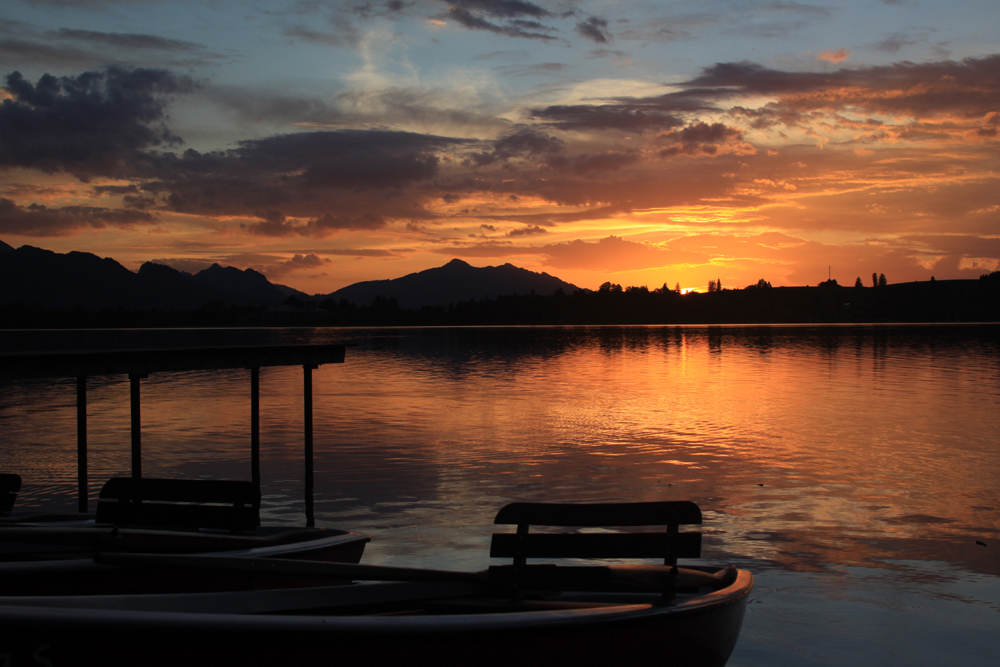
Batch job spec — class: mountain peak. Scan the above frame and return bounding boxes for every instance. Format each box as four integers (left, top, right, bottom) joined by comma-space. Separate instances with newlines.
324, 259, 583, 309
192, 262, 285, 305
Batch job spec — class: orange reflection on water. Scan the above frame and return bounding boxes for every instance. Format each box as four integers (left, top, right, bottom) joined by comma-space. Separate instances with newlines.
1, 325, 998, 579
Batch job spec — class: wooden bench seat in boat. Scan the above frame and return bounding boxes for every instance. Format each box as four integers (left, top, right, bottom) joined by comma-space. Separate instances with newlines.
89, 477, 347, 553
487, 501, 703, 594
96, 477, 261, 533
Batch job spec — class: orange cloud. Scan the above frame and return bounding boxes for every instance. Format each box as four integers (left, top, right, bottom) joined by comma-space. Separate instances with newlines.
818, 49, 851, 63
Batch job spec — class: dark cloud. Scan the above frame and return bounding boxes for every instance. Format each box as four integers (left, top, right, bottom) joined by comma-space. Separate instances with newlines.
1, 182, 75, 199
0, 197, 157, 236
443, 0, 560, 40
507, 224, 546, 236
92, 184, 141, 196
468, 127, 564, 166
267, 252, 330, 277
576, 17, 612, 44
657, 122, 748, 157
449, 0, 552, 19
680, 55, 1000, 119
545, 150, 640, 174
135, 129, 470, 223
447, 7, 558, 40
228, 130, 455, 189
530, 103, 688, 132
0, 68, 196, 180
510, 19, 556, 32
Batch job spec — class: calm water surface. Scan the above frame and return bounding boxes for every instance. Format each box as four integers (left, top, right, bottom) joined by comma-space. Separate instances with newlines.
1, 325, 998, 666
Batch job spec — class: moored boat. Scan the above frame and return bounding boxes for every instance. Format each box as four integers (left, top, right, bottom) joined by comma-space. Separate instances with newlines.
0, 500, 753, 666
0, 571, 752, 667
0, 476, 368, 595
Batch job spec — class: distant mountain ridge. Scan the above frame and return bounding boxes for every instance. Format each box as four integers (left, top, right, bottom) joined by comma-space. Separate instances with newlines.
0, 244, 293, 311
0, 241, 583, 313
322, 258, 585, 309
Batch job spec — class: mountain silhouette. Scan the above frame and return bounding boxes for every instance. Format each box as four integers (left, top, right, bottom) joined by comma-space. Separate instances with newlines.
0, 242, 582, 313
0, 244, 288, 310
322, 258, 584, 309
190, 264, 291, 305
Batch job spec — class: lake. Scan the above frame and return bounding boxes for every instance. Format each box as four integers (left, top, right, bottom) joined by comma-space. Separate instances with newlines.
1, 324, 998, 666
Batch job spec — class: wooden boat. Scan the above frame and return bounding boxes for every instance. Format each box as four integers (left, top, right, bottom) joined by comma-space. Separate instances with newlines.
0, 501, 752, 667
0, 344, 370, 592
0, 476, 368, 594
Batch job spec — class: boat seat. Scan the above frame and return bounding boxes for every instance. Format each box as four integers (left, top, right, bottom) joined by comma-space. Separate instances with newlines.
0, 474, 21, 516
488, 501, 702, 594
95, 478, 261, 533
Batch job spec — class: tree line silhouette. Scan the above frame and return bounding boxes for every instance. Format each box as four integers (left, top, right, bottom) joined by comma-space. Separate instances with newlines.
4, 271, 998, 328
312, 271, 999, 327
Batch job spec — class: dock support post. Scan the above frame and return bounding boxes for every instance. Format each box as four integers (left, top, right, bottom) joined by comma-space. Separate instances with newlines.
250, 367, 260, 487
76, 376, 87, 514
303, 364, 316, 527
129, 373, 146, 479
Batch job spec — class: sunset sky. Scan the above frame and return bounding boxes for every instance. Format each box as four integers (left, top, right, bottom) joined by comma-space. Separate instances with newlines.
1, 0, 998, 294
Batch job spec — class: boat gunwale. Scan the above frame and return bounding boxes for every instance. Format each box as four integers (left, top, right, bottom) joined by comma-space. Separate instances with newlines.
0, 528, 371, 574
0, 569, 753, 634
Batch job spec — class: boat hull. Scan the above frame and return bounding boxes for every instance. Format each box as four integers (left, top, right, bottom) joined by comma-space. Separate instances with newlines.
0, 527, 370, 595
0, 571, 751, 667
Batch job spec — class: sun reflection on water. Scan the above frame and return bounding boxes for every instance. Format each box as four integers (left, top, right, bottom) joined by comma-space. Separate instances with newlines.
1, 325, 998, 664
